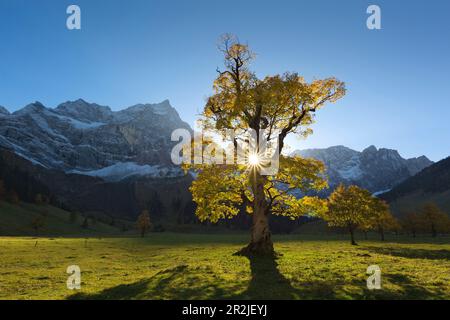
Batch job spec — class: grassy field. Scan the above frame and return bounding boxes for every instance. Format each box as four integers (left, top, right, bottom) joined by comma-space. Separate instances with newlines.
0, 233, 449, 300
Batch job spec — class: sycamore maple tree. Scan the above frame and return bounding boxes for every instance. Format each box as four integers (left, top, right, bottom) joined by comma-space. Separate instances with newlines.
420, 203, 450, 237
369, 198, 399, 241
322, 184, 374, 245
401, 212, 422, 238
187, 35, 345, 255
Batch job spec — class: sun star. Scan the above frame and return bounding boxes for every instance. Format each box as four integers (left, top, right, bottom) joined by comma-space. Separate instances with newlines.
248, 153, 260, 166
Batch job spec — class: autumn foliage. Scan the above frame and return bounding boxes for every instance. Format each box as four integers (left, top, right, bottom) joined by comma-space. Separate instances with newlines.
187, 35, 345, 255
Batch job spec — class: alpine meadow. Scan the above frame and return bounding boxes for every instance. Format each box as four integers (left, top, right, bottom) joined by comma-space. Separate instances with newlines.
1, 1, 450, 306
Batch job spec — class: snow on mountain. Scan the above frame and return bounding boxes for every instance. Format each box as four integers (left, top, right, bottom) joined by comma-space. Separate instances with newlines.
291, 145, 433, 193
69, 162, 184, 182
0, 99, 192, 180
55, 99, 113, 123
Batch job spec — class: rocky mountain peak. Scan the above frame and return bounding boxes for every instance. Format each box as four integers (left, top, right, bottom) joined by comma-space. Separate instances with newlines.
362, 145, 377, 153
291, 145, 433, 193
0, 99, 192, 179
121, 99, 173, 115
56, 99, 113, 122
13, 101, 46, 115
0, 105, 9, 115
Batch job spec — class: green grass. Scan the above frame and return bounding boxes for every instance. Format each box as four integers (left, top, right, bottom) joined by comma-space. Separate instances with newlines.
0, 233, 449, 300
0, 201, 120, 236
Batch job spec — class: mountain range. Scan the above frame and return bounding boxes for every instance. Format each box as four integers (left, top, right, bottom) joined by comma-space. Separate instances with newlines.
380, 156, 450, 216
291, 145, 433, 194
0, 99, 195, 222
0, 99, 443, 224
0, 99, 190, 180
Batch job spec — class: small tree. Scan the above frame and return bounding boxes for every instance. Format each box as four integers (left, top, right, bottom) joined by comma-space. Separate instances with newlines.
420, 203, 449, 237
322, 185, 374, 245
69, 211, 79, 224
370, 198, 398, 241
81, 217, 89, 229
34, 193, 44, 205
7, 190, 19, 204
401, 212, 421, 238
31, 214, 46, 235
137, 210, 152, 237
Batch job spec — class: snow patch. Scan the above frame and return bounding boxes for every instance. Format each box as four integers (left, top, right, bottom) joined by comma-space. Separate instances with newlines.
373, 189, 391, 196
52, 113, 105, 129
69, 162, 184, 182
337, 155, 363, 180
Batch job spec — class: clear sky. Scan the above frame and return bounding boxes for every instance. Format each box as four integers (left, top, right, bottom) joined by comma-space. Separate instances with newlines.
0, 0, 449, 161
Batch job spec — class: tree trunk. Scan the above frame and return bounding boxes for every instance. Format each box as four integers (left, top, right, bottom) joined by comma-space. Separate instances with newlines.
236, 170, 274, 256
363, 231, 368, 240
431, 224, 437, 238
379, 227, 385, 241
246, 206, 273, 254
349, 226, 357, 246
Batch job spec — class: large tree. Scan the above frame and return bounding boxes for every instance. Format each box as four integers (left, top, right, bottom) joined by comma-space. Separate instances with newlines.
188, 35, 345, 255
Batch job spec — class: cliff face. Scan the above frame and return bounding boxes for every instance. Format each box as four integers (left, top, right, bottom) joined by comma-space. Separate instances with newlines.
0, 99, 195, 222
0, 99, 191, 178
292, 145, 433, 193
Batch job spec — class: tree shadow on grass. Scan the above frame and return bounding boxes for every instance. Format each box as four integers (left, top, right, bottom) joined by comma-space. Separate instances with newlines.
362, 246, 450, 260
235, 255, 302, 299
68, 255, 342, 300
68, 254, 448, 300
68, 265, 239, 300
365, 273, 448, 300
235, 255, 352, 299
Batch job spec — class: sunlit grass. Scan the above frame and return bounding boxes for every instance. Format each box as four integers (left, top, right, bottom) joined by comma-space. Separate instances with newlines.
0, 233, 449, 300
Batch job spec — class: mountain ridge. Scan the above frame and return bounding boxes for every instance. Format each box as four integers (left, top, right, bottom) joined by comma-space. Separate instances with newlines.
0, 99, 191, 180
380, 156, 450, 215
291, 145, 433, 193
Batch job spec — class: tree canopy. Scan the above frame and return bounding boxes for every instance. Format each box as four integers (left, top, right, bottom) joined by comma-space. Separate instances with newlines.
322, 184, 375, 245
187, 34, 346, 255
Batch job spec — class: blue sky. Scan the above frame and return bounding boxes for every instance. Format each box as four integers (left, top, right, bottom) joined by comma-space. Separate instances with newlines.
0, 0, 449, 161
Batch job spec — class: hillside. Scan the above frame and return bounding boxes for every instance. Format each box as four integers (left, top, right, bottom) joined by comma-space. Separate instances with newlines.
381, 156, 450, 216
0, 201, 122, 236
